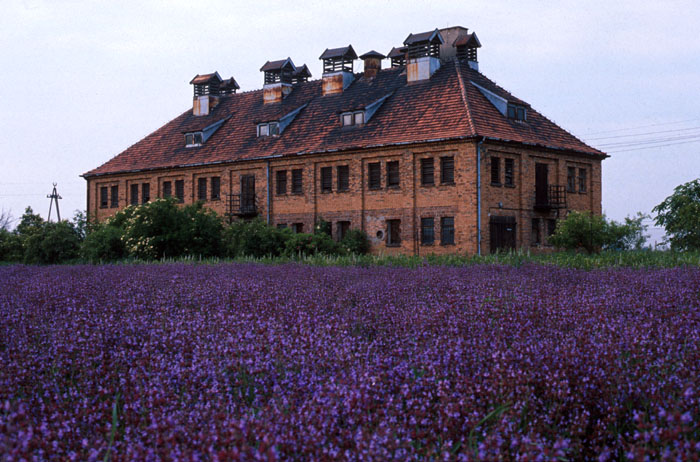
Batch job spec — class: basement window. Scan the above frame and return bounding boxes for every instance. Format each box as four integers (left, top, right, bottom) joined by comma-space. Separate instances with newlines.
507, 104, 527, 122
341, 111, 364, 127
185, 132, 203, 147
257, 121, 280, 137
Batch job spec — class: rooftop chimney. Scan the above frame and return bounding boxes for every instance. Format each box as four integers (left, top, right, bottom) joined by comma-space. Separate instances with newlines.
360, 50, 385, 79
403, 29, 444, 82
319, 45, 357, 95
454, 32, 482, 71
387, 46, 408, 67
291, 64, 312, 84
190, 72, 238, 116
261, 58, 295, 104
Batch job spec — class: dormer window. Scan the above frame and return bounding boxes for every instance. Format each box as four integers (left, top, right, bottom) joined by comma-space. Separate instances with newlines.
258, 122, 280, 137
341, 111, 364, 127
185, 132, 203, 147
507, 104, 527, 122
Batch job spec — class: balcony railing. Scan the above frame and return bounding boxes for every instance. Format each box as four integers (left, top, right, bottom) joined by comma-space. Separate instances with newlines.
226, 193, 258, 220
534, 185, 567, 210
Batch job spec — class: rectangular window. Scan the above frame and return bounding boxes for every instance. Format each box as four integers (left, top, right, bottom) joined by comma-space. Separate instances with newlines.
257, 123, 269, 137
162, 181, 172, 198
141, 183, 150, 204
421, 217, 435, 245
354, 112, 364, 125
110, 185, 119, 208
504, 158, 514, 186
337, 221, 351, 241
531, 218, 541, 245
387, 161, 400, 188
342, 113, 353, 126
368, 162, 381, 190
130, 184, 139, 206
387, 219, 401, 246
567, 167, 576, 192
441, 217, 455, 245
546, 219, 557, 237
337, 165, 349, 191
175, 180, 184, 203
292, 222, 304, 233
421, 158, 434, 185
320, 166, 333, 193
440, 156, 455, 184
578, 168, 587, 193
291, 169, 303, 194
276, 170, 287, 195
198, 177, 207, 201
185, 132, 203, 147
277, 223, 287, 230
491, 157, 501, 185
100, 186, 108, 208
269, 122, 279, 136
211, 177, 220, 201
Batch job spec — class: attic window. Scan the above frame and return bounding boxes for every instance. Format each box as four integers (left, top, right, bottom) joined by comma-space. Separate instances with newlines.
507, 104, 527, 122
185, 132, 203, 147
341, 111, 364, 127
258, 121, 280, 137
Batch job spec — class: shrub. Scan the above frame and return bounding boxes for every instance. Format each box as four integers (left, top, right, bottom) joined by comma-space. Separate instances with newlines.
80, 223, 126, 262
549, 211, 608, 253
222, 218, 291, 258
605, 212, 649, 251
23, 220, 81, 265
0, 229, 23, 262
340, 229, 370, 255
283, 232, 345, 257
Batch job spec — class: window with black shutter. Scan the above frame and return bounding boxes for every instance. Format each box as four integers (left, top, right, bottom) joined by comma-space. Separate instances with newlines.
162, 181, 172, 198
546, 219, 557, 237
198, 177, 207, 201
110, 185, 119, 208
441, 216, 455, 245
337, 221, 351, 241
292, 222, 304, 233
100, 187, 108, 208
578, 168, 587, 193
421, 158, 434, 185
141, 183, 150, 204
320, 167, 333, 193
531, 218, 541, 245
387, 161, 400, 188
175, 180, 184, 203
387, 219, 401, 246
368, 162, 381, 189
491, 157, 501, 185
567, 167, 576, 192
291, 169, 303, 194
211, 177, 220, 200
277, 223, 287, 230
276, 170, 287, 195
337, 165, 349, 191
421, 217, 435, 245
440, 157, 454, 184
504, 159, 514, 186
130, 184, 139, 205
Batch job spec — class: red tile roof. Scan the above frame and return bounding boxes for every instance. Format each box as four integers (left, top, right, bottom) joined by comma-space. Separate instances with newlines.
84, 60, 605, 177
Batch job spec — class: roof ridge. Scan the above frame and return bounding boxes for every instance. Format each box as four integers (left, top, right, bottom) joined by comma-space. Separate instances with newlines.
453, 59, 476, 136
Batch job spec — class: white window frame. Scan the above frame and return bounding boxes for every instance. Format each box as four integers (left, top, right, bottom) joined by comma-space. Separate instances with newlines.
257, 121, 280, 137
341, 111, 365, 127
185, 132, 203, 147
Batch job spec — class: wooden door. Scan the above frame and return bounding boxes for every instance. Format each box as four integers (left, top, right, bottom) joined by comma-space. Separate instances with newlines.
490, 216, 516, 253
240, 175, 255, 213
535, 163, 549, 206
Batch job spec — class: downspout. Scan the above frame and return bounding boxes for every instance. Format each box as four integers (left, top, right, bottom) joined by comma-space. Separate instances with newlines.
266, 160, 271, 225
477, 137, 485, 256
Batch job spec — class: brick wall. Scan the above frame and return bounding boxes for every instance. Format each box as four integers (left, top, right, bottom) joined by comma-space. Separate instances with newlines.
86, 139, 603, 255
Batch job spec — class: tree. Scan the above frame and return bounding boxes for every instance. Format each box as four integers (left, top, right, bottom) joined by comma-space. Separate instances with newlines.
653, 179, 700, 251
549, 211, 608, 253
0, 209, 13, 231
605, 212, 650, 251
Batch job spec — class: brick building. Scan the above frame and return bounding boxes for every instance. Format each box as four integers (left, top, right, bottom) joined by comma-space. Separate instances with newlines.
83, 26, 606, 255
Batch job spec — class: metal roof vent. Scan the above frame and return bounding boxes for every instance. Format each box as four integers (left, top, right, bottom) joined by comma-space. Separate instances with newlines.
260, 58, 296, 104
387, 46, 407, 67
190, 72, 238, 116
403, 29, 444, 82
319, 45, 357, 95
360, 50, 385, 79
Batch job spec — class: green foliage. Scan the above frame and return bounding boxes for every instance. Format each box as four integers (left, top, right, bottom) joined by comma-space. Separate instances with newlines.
550, 211, 649, 253
283, 231, 345, 257
222, 218, 291, 258
314, 218, 332, 236
340, 229, 370, 255
80, 223, 126, 263
24, 220, 81, 264
0, 229, 23, 262
653, 178, 700, 251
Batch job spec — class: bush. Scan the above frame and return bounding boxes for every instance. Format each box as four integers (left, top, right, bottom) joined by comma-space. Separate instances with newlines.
222, 218, 291, 258
605, 212, 649, 251
23, 220, 81, 264
80, 223, 126, 262
0, 229, 23, 262
550, 211, 649, 253
283, 232, 345, 257
340, 229, 370, 255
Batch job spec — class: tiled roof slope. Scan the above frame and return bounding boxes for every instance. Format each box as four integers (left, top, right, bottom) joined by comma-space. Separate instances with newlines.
84, 60, 604, 177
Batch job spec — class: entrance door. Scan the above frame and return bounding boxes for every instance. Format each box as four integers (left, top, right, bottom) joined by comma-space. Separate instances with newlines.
240, 175, 255, 214
535, 163, 549, 207
490, 216, 516, 253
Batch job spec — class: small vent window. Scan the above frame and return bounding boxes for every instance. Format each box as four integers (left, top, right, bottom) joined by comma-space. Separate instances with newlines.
185, 132, 203, 147
341, 111, 365, 127
257, 122, 280, 137
507, 104, 526, 122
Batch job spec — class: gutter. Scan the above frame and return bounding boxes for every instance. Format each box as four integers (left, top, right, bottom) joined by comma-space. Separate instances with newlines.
477, 137, 485, 256
266, 160, 271, 225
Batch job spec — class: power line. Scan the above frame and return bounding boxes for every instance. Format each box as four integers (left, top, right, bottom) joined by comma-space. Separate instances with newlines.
582, 118, 700, 136
607, 138, 700, 153
585, 125, 700, 141
597, 133, 700, 149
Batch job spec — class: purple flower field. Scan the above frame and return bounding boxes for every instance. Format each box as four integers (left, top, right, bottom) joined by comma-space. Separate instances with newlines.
1, 263, 699, 461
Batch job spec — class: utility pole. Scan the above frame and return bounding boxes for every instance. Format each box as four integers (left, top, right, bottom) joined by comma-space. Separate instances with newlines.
47, 183, 62, 222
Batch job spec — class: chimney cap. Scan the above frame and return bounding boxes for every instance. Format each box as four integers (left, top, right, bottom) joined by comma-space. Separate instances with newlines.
404, 28, 445, 46
190, 72, 223, 85
360, 50, 386, 60
260, 58, 296, 73
387, 46, 407, 58
454, 32, 481, 48
221, 77, 240, 92
319, 45, 358, 61
292, 64, 312, 79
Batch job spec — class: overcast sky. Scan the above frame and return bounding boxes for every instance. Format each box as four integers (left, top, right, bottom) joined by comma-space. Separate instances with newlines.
1, 0, 699, 244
